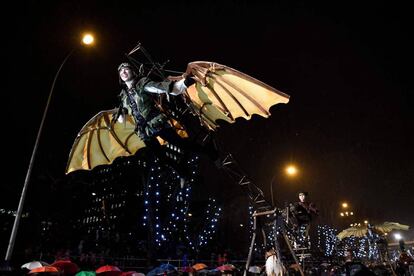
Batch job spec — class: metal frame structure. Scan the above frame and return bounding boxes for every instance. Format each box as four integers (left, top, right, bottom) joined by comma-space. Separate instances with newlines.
218, 153, 305, 276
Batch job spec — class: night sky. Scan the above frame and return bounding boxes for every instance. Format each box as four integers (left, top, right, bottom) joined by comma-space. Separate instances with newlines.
3, 0, 413, 243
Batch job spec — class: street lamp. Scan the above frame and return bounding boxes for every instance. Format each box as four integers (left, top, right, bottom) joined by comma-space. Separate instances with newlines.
4, 33, 95, 262
339, 201, 354, 218
285, 164, 298, 176
270, 164, 299, 206
339, 211, 354, 217
394, 233, 402, 241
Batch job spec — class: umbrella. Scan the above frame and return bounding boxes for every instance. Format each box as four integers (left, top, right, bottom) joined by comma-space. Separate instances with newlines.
76, 272, 96, 276
29, 266, 60, 274
248, 266, 261, 274
192, 263, 207, 271
216, 264, 235, 272
158, 263, 177, 275
96, 265, 122, 276
120, 272, 145, 276
146, 263, 177, 276
51, 260, 80, 275
22, 261, 50, 270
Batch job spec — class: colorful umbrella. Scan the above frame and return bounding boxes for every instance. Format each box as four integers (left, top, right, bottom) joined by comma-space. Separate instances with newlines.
216, 264, 235, 272
29, 266, 60, 274
21, 261, 50, 270
76, 272, 96, 276
51, 260, 80, 275
120, 272, 145, 276
192, 263, 207, 271
96, 265, 122, 276
146, 263, 177, 276
248, 266, 261, 274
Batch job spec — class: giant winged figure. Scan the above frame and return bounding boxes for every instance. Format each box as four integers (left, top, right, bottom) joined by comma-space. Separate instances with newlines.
66, 46, 290, 174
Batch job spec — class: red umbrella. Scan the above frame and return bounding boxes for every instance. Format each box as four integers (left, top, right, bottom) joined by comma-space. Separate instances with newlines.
29, 266, 60, 274
120, 272, 145, 276
96, 265, 122, 276
51, 260, 80, 275
217, 264, 235, 272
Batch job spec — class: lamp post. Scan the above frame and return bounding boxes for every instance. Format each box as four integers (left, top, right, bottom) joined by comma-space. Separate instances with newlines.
270, 164, 298, 206
339, 201, 355, 229
4, 33, 95, 262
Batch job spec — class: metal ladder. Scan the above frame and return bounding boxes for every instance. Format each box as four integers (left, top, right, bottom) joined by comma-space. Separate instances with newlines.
217, 153, 304, 276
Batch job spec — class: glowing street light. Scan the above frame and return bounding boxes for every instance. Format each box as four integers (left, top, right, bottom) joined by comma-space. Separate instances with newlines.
394, 233, 403, 241
4, 32, 95, 262
339, 211, 354, 217
82, 33, 95, 45
342, 202, 348, 208
285, 165, 298, 176
270, 164, 299, 206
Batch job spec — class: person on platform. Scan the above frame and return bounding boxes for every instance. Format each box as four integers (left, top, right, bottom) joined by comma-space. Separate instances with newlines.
290, 191, 318, 248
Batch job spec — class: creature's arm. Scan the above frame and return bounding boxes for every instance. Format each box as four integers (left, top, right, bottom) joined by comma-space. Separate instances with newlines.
143, 76, 195, 95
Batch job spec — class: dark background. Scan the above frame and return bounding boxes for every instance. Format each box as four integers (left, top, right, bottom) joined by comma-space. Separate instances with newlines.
2, 0, 413, 256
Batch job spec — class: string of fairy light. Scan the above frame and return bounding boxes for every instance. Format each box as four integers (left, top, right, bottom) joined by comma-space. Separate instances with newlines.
142, 157, 166, 246
317, 225, 338, 256
317, 225, 380, 259
142, 153, 222, 248
191, 198, 222, 249
247, 205, 259, 252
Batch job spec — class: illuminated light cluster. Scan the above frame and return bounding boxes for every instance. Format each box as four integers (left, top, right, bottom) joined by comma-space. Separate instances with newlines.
142, 151, 203, 247
317, 225, 338, 256
339, 236, 380, 259
142, 157, 166, 247
356, 237, 367, 258
247, 205, 259, 252
109, 147, 221, 250
190, 197, 222, 249
165, 162, 195, 244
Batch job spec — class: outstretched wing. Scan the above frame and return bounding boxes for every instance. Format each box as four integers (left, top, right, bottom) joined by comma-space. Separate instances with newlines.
337, 227, 368, 240
374, 222, 410, 234
65, 109, 146, 174
66, 109, 188, 174
182, 61, 290, 130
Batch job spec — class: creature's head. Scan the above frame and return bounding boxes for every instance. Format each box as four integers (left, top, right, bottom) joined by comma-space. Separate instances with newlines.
117, 62, 144, 85
117, 62, 133, 72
